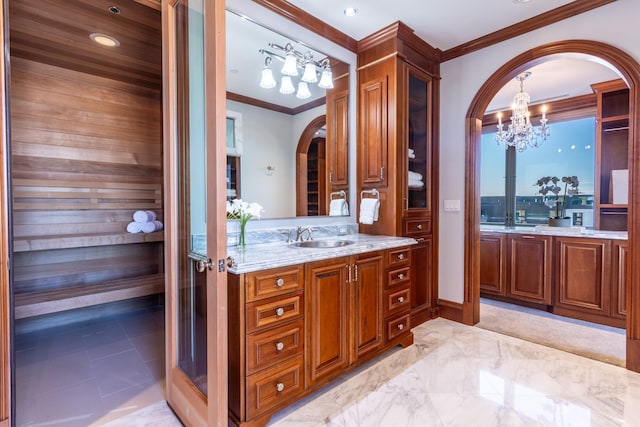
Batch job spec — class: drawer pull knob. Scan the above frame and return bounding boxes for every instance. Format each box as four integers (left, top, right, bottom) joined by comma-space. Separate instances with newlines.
397, 273, 404, 280
398, 323, 404, 331
397, 253, 404, 260
275, 342, 284, 351
398, 296, 404, 303
417, 224, 423, 230
275, 307, 284, 317
276, 278, 285, 287
276, 382, 285, 392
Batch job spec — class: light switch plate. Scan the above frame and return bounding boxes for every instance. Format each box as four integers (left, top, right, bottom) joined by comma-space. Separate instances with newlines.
444, 199, 461, 212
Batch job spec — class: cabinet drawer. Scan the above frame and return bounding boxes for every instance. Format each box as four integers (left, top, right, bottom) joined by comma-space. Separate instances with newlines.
386, 313, 411, 342
246, 320, 303, 375
387, 247, 411, 268
385, 286, 411, 315
387, 266, 411, 289
246, 355, 304, 419
246, 293, 303, 333
246, 265, 304, 302
404, 219, 431, 236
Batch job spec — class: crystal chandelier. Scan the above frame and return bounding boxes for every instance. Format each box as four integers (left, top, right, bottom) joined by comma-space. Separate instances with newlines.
259, 43, 334, 100
495, 72, 550, 152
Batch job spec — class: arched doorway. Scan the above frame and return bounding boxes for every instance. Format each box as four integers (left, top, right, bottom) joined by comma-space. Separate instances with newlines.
296, 115, 326, 216
463, 40, 640, 371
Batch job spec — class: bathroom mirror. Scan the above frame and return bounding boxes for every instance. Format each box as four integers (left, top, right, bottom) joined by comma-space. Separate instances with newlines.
225, 10, 351, 219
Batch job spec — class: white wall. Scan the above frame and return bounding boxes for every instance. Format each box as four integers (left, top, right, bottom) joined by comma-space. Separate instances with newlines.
438, 0, 640, 302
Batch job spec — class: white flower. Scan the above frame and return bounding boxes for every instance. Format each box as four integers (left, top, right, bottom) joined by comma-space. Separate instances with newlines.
226, 199, 263, 221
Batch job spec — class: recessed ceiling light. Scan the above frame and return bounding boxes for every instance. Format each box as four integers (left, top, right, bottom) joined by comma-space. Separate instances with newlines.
344, 7, 357, 17
513, 0, 532, 3
90, 33, 120, 47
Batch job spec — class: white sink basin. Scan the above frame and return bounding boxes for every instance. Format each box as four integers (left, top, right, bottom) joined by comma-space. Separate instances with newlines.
289, 240, 354, 249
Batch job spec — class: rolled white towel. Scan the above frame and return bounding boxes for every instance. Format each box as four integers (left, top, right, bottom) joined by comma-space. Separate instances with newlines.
408, 179, 424, 188
127, 221, 143, 233
133, 210, 157, 223
408, 171, 423, 181
152, 220, 163, 231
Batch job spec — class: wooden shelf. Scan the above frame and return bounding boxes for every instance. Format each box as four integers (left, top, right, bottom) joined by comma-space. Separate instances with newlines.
14, 273, 165, 319
14, 231, 164, 252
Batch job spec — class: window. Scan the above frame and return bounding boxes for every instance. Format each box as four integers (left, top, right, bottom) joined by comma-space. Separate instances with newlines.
481, 117, 596, 227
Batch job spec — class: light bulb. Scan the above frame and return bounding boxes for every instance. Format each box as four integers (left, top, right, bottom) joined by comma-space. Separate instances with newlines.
279, 76, 295, 94
296, 81, 311, 99
259, 68, 276, 89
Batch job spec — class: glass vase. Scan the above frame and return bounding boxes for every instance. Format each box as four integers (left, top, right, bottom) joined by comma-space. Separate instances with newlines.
238, 218, 247, 247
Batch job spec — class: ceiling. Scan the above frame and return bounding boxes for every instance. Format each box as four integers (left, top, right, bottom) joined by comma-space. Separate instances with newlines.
240, 0, 621, 112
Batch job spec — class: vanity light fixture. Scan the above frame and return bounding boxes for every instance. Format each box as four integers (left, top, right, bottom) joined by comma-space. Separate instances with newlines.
259, 43, 334, 97
495, 72, 549, 152
90, 33, 120, 47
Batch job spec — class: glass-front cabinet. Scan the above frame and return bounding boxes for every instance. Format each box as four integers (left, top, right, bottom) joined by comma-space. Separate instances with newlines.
405, 67, 431, 213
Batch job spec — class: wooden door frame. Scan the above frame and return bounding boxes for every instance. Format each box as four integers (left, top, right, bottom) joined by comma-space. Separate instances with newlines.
0, 0, 10, 422
463, 40, 640, 371
295, 115, 326, 215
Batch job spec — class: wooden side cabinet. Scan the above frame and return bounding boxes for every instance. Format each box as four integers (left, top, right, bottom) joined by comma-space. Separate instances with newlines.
479, 232, 507, 296
612, 240, 628, 319
507, 234, 552, 305
554, 237, 611, 318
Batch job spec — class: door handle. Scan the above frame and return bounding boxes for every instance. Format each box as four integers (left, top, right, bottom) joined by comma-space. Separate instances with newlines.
189, 252, 214, 272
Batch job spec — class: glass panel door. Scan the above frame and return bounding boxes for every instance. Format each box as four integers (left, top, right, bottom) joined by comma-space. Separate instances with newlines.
164, 0, 227, 424
406, 68, 430, 210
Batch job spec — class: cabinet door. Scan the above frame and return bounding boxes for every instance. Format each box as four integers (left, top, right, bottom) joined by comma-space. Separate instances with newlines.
404, 65, 431, 213
326, 88, 349, 189
359, 75, 388, 187
507, 235, 552, 304
352, 252, 383, 361
305, 257, 350, 386
410, 237, 434, 325
612, 240, 628, 319
555, 237, 611, 316
480, 233, 506, 296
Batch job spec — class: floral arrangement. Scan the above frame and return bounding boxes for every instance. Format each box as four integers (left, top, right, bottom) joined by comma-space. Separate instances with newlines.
226, 199, 263, 247
534, 175, 580, 219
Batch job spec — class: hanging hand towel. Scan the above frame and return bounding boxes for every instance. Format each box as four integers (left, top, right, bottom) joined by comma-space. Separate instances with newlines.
329, 199, 347, 216
359, 198, 380, 224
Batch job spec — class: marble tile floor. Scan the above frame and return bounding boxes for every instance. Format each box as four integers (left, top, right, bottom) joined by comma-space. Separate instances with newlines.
16, 309, 640, 426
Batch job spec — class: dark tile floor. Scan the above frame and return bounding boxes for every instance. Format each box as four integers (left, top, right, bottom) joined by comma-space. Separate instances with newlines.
15, 305, 166, 426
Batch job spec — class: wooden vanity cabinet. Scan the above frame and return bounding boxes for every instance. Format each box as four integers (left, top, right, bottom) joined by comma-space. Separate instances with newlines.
479, 232, 507, 296
228, 246, 413, 427
357, 23, 440, 327
612, 240, 628, 319
325, 62, 350, 195
507, 234, 553, 305
306, 251, 384, 387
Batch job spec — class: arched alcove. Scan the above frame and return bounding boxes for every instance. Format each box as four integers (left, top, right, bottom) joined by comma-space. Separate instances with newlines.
296, 115, 326, 216
464, 40, 640, 371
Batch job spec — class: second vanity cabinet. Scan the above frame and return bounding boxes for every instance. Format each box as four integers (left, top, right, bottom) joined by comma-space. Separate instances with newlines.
228, 245, 413, 427
480, 231, 627, 328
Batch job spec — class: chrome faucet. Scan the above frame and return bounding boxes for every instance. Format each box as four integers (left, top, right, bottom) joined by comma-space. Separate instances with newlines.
295, 226, 314, 241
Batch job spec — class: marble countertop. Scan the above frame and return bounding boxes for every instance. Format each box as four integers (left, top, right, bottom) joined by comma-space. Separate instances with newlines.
480, 224, 628, 240
225, 234, 416, 274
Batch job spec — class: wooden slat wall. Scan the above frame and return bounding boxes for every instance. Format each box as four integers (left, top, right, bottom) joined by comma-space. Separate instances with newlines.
10, 56, 164, 308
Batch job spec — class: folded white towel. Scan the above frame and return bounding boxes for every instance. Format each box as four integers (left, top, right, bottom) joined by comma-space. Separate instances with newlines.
329, 199, 347, 216
359, 198, 380, 225
127, 221, 143, 233
141, 220, 163, 233
133, 210, 157, 223
408, 179, 424, 188
408, 148, 415, 155
408, 171, 423, 181
408, 153, 416, 159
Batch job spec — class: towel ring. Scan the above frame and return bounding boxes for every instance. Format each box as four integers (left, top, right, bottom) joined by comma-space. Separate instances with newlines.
360, 188, 379, 200
330, 190, 347, 200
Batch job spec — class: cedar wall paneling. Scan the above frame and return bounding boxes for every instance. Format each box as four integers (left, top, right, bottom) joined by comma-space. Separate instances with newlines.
10, 57, 163, 299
